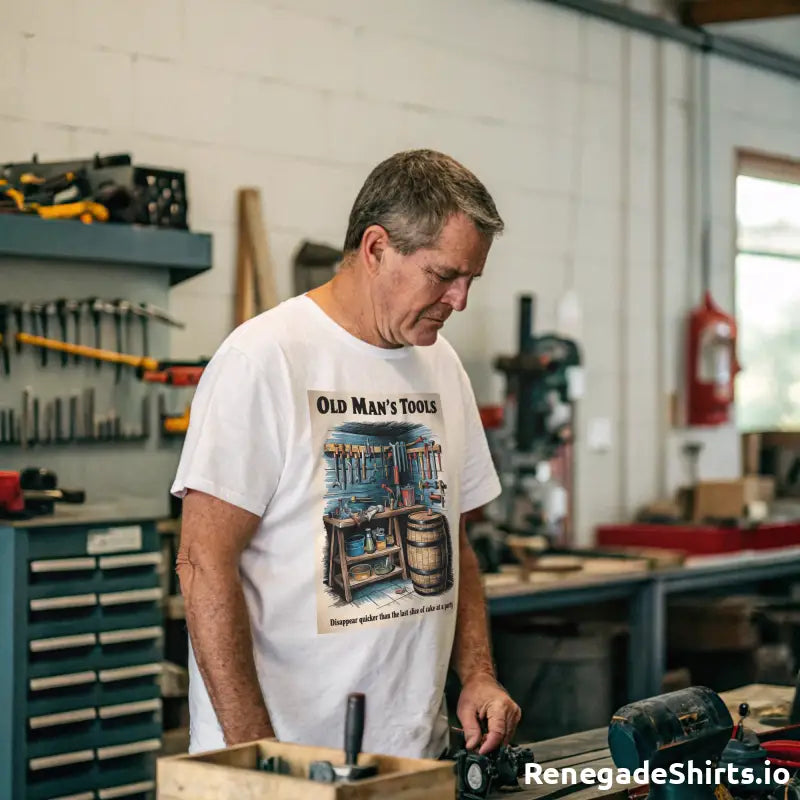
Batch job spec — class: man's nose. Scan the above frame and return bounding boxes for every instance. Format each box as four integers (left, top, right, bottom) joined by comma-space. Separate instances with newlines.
443, 278, 470, 312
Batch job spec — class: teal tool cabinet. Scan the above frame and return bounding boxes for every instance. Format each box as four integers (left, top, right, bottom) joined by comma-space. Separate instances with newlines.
0, 512, 164, 800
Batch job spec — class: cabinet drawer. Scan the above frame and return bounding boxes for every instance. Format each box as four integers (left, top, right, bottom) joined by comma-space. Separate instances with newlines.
28, 593, 100, 640
27, 757, 96, 800
96, 759, 158, 800
99, 588, 163, 630
29, 706, 98, 730
99, 552, 162, 593
27, 523, 157, 560
99, 588, 163, 608
28, 670, 99, 717
29, 633, 99, 680
98, 662, 162, 707
99, 698, 161, 721
28, 715, 161, 760
96, 738, 161, 762
98, 780, 155, 800
27, 713, 99, 760
28, 747, 94, 772
29, 557, 98, 593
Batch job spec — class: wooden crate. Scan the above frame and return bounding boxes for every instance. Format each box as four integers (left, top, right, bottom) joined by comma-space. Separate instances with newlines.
157, 739, 455, 799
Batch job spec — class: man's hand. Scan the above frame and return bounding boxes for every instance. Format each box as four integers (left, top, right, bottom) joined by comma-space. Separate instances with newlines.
457, 672, 522, 754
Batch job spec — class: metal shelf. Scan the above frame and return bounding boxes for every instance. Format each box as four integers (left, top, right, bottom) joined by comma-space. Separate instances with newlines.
0, 215, 212, 286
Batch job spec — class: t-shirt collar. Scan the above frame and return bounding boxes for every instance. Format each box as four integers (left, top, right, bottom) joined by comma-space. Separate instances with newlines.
300, 295, 413, 360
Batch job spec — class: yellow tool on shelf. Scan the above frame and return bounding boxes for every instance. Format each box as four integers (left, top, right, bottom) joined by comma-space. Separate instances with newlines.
34, 200, 109, 223
162, 405, 190, 435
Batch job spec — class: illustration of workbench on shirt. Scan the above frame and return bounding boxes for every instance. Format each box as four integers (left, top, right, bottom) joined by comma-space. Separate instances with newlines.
320, 421, 452, 606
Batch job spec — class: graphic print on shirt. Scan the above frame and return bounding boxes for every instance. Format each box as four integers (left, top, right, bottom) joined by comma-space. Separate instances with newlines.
310, 391, 455, 635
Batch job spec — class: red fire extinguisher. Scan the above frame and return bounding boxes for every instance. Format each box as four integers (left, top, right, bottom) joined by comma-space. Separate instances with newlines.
687, 291, 741, 426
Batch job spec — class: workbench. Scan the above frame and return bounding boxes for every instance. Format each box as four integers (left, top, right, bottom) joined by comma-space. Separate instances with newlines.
484, 548, 800, 702
510, 684, 797, 800
323, 505, 426, 602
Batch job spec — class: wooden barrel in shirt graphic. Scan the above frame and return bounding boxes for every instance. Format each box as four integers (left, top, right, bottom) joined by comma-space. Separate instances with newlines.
406, 511, 447, 596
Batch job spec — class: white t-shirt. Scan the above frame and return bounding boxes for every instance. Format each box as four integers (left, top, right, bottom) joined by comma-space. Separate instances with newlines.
171, 294, 501, 759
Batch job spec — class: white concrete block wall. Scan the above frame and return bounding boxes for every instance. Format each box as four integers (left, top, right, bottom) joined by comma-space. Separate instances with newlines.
2, 0, 799, 543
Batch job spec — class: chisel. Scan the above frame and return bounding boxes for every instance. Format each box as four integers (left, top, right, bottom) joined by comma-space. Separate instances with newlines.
141, 395, 150, 439
69, 394, 77, 442
54, 397, 63, 443
32, 397, 39, 445
70, 301, 82, 363
56, 299, 69, 367
21, 388, 30, 449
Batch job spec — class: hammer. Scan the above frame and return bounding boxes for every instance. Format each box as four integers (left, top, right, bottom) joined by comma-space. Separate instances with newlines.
309, 693, 377, 783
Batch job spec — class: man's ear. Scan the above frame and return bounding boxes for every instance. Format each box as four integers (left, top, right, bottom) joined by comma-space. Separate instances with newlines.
360, 225, 389, 277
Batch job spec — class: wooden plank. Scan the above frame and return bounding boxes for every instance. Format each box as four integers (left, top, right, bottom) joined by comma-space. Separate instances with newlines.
234, 187, 278, 327
529, 729, 608, 763
541, 751, 611, 770
682, 0, 800, 25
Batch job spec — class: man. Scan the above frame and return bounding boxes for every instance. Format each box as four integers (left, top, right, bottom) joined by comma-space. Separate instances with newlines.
172, 149, 521, 760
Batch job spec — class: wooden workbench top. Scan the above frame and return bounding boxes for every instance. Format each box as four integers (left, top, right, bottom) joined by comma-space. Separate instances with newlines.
323, 504, 427, 529
508, 685, 797, 800
482, 564, 651, 597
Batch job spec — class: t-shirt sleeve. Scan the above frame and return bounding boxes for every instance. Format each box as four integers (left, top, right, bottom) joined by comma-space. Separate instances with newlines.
170, 344, 287, 517
458, 365, 502, 514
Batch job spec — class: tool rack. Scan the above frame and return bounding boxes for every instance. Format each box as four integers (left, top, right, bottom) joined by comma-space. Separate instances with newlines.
0, 213, 212, 506
2, 214, 213, 799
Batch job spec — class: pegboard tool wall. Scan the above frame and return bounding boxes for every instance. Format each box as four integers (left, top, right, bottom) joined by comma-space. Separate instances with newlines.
1, 258, 189, 513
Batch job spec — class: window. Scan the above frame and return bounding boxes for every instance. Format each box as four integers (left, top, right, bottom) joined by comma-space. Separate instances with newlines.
735, 152, 800, 432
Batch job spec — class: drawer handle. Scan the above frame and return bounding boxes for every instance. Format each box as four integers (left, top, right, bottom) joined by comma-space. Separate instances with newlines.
29, 706, 97, 729
99, 552, 162, 569
98, 662, 162, 683
29, 748, 94, 771
98, 780, 156, 799
47, 792, 95, 800
30, 593, 98, 612
30, 670, 97, 691
96, 738, 161, 760
30, 557, 96, 573
99, 626, 163, 646
99, 698, 161, 719
99, 588, 163, 606
30, 633, 97, 652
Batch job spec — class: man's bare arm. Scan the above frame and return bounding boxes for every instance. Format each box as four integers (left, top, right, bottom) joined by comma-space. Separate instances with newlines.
176, 489, 273, 745
452, 515, 495, 682
453, 515, 521, 753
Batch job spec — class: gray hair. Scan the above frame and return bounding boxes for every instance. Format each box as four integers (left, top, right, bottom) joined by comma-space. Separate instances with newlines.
343, 149, 504, 255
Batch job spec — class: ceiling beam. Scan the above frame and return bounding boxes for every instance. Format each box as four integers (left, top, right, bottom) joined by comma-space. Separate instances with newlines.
682, 0, 800, 26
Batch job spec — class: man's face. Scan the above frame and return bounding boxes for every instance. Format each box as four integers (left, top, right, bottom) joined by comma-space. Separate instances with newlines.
371, 213, 491, 347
